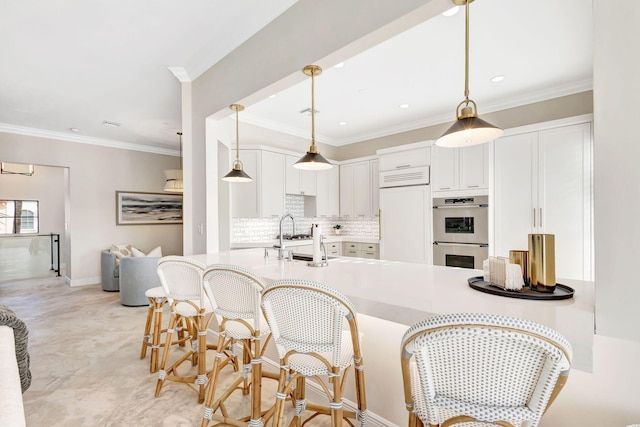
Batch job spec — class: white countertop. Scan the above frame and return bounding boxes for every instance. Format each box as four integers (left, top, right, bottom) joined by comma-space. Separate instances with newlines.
191, 248, 594, 373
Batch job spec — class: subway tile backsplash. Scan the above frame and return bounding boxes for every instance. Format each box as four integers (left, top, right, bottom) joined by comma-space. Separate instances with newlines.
231, 194, 379, 242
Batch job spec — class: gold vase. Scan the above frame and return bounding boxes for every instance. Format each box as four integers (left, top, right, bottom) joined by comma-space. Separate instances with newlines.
509, 250, 529, 286
527, 234, 556, 293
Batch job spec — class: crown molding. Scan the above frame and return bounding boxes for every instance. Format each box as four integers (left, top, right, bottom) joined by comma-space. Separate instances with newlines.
240, 79, 593, 147
0, 123, 179, 156
168, 66, 192, 83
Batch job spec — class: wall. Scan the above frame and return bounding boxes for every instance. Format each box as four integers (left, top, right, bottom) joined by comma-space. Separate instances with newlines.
593, 1, 640, 341
0, 164, 66, 266
0, 131, 183, 285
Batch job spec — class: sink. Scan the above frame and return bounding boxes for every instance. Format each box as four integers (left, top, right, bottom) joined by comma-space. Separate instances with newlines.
291, 253, 336, 261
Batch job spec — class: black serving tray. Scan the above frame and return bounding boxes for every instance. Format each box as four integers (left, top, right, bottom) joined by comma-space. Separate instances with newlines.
468, 276, 574, 300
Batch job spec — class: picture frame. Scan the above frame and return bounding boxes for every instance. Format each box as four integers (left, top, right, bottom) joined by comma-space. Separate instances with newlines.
116, 191, 183, 225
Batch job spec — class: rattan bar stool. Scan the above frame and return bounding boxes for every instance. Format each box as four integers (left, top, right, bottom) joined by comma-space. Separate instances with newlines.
154, 256, 218, 403
139, 286, 191, 373
261, 278, 368, 427
400, 313, 573, 427
200, 264, 278, 427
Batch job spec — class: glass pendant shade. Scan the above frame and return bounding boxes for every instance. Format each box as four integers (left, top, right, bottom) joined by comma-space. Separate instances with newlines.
222, 103, 252, 182
435, 0, 503, 148
295, 65, 333, 171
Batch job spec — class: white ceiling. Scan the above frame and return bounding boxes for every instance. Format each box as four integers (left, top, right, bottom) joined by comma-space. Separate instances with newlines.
0, 0, 298, 152
0, 0, 592, 152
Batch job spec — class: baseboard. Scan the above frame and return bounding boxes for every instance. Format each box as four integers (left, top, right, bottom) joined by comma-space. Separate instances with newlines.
66, 275, 101, 287
206, 329, 396, 427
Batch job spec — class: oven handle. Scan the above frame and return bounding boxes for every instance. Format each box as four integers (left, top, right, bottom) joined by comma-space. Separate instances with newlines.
433, 204, 488, 209
433, 242, 488, 248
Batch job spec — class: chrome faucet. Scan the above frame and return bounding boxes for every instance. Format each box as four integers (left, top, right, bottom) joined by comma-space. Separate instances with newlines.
274, 213, 296, 260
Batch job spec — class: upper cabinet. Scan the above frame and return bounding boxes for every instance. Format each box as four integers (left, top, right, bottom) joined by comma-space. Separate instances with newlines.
340, 159, 378, 218
231, 149, 284, 218
285, 155, 317, 196
432, 144, 489, 194
316, 165, 340, 217
493, 121, 592, 281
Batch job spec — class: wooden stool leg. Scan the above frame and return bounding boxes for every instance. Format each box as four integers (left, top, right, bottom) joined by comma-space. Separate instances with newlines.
271, 365, 289, 427
155, 312, 177, 397
149, 297, 166, 373
330, 372, 343, 427
196, 311, 209, 403
201, 333, 228, 427
140, 297, 154, 360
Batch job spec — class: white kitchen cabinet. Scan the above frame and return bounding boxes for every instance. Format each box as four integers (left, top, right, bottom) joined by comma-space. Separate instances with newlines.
342, 242, 379, 259
432, 144, 488, 193
340, 159, 378, 218
285, 154, 317, 196
371, 159, 379, 215
493, 122, 592, 280
379, 147, 429, 171
316, 165, 339, 217
231, 149, 284, 218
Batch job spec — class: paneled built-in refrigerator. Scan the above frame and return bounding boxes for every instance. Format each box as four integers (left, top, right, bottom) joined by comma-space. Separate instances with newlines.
379, 185, 432, 263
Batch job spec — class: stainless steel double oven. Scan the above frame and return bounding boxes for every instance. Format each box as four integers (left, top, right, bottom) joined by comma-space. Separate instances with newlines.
432, 195, 488, 270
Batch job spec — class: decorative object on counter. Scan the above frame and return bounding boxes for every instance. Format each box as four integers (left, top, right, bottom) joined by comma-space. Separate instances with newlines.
485, 256, 524, 291
528, 234, 556, 293
163, 132, 183, 193
294, 65, 333, 170
436, 0, 503, 148
222, 104, 252, 182
307, 223, 328, 267
468, 276, 574, 300
333, 223, 342, 235
509, 249, 529, 285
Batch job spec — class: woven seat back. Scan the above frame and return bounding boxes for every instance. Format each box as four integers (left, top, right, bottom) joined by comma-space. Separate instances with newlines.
157, 256, 206, 305
203, 264, 266, 329
402, 313, 572, 426
262, 279, 356, 365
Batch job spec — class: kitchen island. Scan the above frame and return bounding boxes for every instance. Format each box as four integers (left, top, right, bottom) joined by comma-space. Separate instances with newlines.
189, 248, 605, 426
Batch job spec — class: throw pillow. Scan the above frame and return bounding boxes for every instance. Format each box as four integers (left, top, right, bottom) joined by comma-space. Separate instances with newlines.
131, 247, 146, 257
147, 246, 163, 258
110, 244, 132, 259
130, 246, 163, 257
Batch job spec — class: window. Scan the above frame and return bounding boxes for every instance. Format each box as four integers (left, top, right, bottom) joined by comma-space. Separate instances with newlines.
0, 200, 39, 234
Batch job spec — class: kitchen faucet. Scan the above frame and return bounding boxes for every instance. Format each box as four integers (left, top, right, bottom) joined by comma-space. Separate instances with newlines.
274, 213, 296, 260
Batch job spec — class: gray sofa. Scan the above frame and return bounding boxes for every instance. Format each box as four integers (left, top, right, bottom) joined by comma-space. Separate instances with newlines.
100, 250, 162, 306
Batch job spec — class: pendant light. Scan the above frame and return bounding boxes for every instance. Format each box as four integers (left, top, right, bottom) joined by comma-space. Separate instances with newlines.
222, 104, 253, 182
164, 132, 183, 193
436, 0, 503, 148
293, 65, 333, 170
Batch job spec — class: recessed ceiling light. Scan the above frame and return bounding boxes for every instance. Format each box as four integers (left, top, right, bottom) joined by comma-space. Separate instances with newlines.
102, 120, 121, 127
334, 62, 345, 68
491, 75, 505, 83
69, 128, 80, 132
269, 94, 276, 99
399, 104, 410, 109
442, 6, 459, 17
338, 121, 347, 126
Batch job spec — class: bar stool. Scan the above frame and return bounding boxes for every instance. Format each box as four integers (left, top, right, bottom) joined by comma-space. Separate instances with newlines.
200, 264, 277, 427
260, 278, 368, 427
139, 286, 191, 373
154, 256, 217, 403
400, 313, 573, 427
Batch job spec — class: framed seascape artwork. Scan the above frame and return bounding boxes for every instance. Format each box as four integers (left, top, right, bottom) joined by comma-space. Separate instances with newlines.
116, 191, 183, 225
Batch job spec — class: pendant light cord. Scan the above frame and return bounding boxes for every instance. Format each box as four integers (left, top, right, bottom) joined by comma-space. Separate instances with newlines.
178, 131, 183, 170
464, 0, 470, 103
311, 68, 316, 147
235, 108, 240, 162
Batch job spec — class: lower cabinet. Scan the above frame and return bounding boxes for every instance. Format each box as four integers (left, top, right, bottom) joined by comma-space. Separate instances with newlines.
325, 242, 342, 256
342, 242, 379, 259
